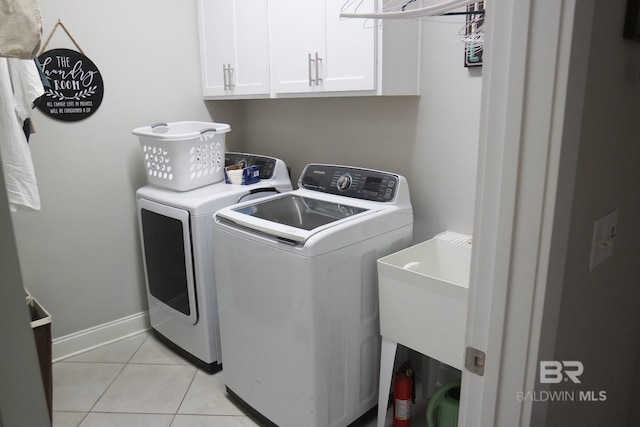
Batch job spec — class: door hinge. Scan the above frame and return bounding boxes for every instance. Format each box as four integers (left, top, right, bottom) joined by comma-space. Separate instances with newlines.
465, 346, 486, 376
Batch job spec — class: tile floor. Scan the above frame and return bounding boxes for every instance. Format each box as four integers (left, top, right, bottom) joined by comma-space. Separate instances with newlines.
53, 331, 429, 427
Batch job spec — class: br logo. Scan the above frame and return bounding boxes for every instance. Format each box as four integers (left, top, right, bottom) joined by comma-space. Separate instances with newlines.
539, 361, 584, 384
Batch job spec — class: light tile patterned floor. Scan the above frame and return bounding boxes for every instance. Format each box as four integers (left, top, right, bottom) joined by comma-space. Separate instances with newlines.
52, 332, 428, 427
52, 332, 263, 427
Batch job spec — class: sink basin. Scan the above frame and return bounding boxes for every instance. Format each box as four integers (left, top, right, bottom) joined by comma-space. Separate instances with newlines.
377, 231, 472, 369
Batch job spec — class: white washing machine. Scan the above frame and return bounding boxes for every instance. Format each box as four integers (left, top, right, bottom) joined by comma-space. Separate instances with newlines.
136, 153, 292, 373
212, 164, 413, 426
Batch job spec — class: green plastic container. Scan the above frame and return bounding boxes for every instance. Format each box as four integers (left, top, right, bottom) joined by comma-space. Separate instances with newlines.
426, 378, 461, 427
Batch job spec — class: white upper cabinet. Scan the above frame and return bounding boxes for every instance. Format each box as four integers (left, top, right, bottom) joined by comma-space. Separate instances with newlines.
197, 0, 421, 99
197, 0, 271, 98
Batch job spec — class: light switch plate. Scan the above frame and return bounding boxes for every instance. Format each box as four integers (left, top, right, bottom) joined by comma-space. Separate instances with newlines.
589, 209, 618, 271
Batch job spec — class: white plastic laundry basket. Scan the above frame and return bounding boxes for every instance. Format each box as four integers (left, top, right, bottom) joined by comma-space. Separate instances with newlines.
132, 121, 231, 191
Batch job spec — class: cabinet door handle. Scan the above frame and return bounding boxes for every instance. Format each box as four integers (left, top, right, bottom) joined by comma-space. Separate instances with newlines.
227, 64, 235, 89
223, 64, 229, 90
315, 52, 322, 85
308, 53, 315, 86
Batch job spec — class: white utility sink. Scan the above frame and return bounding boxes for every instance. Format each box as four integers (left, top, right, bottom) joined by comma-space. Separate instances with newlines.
377, 231, 472, 369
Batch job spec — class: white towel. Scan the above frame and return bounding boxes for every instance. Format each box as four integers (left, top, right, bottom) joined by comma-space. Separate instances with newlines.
0, 57, 44, 212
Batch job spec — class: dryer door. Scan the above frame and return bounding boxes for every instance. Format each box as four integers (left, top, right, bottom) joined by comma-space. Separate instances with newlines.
137, 198, 198, 325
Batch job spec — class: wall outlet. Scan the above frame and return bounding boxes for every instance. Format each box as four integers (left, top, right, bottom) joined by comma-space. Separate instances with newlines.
589, 209, 618, 271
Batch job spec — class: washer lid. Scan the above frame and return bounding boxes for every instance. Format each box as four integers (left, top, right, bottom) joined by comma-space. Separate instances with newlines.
217, 193, 374, 244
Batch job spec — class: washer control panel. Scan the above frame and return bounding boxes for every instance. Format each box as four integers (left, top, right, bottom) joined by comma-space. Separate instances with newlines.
225, 152, 278, 180
300, 164, 399, 202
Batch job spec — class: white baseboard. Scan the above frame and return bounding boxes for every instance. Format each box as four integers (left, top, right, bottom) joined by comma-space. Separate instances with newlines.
52, 311, 150, 362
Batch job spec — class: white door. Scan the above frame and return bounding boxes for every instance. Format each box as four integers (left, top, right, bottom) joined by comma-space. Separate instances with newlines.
231, 0, 271, 96
270, 0, 325, 93
323, 0, 375, 92
198, 0, 270, 97
198, 0, 234, 96
0, 167, 51, 426
459, 0, 587, 425
270, 0, 375, 94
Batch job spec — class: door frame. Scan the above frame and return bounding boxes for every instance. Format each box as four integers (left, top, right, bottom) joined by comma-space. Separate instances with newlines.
458, 0, 593, 425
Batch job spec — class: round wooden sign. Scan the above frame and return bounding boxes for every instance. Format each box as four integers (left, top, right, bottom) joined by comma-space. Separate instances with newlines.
36, 48, 104, 122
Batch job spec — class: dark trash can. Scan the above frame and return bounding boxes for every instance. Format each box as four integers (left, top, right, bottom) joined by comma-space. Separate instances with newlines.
27, 292, 52, 422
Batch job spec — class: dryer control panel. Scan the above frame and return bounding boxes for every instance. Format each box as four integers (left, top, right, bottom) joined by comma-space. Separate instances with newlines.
299, 164, 399, 202
225, 153, 279, 180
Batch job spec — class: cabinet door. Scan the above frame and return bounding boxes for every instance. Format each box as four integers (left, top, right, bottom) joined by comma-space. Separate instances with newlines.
270, 0, 376, 95
322, 0, 375, 92
270, 0, 325, 94
198, 0, 233, 97
198, 0, 270, 98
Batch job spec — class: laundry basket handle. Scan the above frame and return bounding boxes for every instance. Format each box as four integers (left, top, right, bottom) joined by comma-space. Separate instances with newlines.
149, 122, 169, 134
200, 128, 218, 135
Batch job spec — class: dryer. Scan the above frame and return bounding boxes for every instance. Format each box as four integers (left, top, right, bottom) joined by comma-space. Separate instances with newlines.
212, 164, 413, 426
136, 153, 292, 373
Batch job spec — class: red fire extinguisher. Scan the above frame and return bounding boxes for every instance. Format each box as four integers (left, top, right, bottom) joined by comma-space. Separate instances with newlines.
393, 362, 415, 427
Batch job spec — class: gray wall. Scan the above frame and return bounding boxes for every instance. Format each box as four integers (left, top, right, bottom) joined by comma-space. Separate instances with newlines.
542, 0, 640, 425
11, 0, 229, 338
11, 1, 481, 339
238, 19, 482, 243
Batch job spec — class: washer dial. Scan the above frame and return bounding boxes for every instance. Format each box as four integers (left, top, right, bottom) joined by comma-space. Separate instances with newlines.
337, 173, 352, 191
